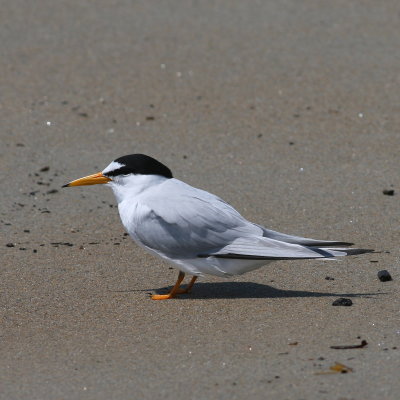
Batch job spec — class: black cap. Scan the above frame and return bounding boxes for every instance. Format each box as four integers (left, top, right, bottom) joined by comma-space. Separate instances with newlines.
104, 154, 173, 179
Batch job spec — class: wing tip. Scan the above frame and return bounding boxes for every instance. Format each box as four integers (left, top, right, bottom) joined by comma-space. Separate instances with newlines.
343, 248, 375, 256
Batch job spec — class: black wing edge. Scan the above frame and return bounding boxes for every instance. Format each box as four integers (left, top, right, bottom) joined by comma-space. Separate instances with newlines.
307, 241, 354, 247
341, 248, 376, 256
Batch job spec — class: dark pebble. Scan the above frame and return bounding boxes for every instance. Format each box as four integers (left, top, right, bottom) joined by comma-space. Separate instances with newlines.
47, 189, 58, 194
16, 143, 25, 147
19, 248, 26, 250
78, 112, 89, 118
40, 166, 50, 172
146, 116, 155, 120
289, 141, 295, 145
383, 189, 395, 196
6, 243, 15, 247
24, 229, 30, 233
325, 276, 335, 281
377, 270, 392, 282
33, 249, 37, 253
332, 298, 353, 306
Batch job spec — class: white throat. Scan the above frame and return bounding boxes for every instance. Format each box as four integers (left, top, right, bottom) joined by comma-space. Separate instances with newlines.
108, 174, 168, 204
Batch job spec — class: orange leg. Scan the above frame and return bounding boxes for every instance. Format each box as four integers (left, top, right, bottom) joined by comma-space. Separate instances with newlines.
152, 271, 186, 300
176, 276, 198, 294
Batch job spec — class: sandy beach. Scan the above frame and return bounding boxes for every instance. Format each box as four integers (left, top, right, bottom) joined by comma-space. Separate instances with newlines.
1, 1, 399, 399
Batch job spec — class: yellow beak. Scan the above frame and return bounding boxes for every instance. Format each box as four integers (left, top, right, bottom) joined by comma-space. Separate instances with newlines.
63, 172, 111, 187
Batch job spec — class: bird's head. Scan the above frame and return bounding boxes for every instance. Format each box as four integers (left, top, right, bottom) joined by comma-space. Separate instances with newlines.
63, 154, 173, 192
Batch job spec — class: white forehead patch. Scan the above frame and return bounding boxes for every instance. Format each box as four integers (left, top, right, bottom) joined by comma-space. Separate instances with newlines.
102, 161, 124, 175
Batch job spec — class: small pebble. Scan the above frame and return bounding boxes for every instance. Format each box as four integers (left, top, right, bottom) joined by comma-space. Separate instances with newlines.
40, 166, 50, 172
325, 276, 335, 281
377, 270, 392, 282
6, 243, 15, 247
332, 298, 353, 306
383, 189, 395, 196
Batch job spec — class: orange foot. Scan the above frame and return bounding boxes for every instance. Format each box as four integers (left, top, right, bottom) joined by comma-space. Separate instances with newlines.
150, 273, 198, 300
176, 276, 198, 294
151, 293, 176, 300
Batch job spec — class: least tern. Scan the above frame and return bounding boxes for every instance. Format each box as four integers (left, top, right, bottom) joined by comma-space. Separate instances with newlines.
64, 154, 372, 300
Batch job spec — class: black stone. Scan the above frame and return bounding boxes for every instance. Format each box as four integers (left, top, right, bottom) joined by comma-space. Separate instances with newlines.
377, 270, 392, 282
6, 243, 15, 247
332, 298, 353, 306
383, 189, 395, 196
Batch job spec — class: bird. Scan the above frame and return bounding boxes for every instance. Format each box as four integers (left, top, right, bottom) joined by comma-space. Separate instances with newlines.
63, 154, 372, 300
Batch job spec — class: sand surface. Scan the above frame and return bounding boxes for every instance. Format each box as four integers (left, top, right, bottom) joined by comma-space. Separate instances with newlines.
1, 1, 399, 399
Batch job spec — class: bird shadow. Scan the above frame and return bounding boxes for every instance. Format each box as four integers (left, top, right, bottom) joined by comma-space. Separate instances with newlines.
148, 281, 381, 300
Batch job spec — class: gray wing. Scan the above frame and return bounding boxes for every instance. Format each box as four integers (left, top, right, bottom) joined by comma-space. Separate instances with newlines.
133, 183, 262, 257
132, 180, 372, 260
198, 237, 372, 259
254, 224, 354, 247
